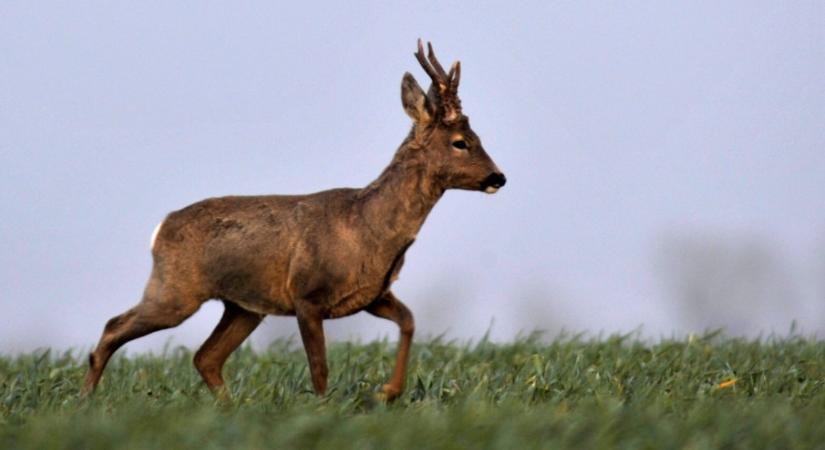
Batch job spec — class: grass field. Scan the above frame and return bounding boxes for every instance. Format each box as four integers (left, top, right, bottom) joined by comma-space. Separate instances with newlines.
2, 332, 825, 449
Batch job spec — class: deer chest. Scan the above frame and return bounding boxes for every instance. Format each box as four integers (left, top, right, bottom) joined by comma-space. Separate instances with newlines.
324, 239, 414, 318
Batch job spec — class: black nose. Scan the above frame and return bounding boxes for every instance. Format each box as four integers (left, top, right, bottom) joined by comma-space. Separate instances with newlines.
481, 172, 507, 190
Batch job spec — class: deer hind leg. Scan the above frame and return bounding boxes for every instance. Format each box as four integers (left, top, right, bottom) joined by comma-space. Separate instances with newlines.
366, 291, 415, 401
193, 301, 263, 397
83, 275, 203, 394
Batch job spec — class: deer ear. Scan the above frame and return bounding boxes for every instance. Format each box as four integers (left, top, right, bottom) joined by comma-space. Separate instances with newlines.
401, 72, 432, 125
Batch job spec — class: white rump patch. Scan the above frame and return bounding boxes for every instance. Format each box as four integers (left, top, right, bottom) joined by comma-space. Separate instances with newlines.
484, 186, 499, 194
150, 220, 164, 249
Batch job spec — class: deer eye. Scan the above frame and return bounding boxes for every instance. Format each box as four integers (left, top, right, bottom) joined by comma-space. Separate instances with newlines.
451, 139, 468, 150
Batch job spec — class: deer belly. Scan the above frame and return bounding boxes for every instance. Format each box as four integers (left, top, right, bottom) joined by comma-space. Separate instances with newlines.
326, 285, 385, 318
233, 297, 295, 316
211, 266, 295, 315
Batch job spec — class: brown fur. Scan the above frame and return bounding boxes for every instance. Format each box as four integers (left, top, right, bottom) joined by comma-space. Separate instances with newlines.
83, 41, 505, 401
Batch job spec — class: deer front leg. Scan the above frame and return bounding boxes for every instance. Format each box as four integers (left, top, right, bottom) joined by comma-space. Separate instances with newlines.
295, 302, 328, 396
366, 291, 415, 401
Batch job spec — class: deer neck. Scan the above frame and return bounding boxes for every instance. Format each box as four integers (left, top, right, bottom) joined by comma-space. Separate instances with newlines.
358, 143, 444, 245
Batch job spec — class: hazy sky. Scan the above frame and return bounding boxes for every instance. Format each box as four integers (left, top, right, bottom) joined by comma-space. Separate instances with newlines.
2, 2, 824, 353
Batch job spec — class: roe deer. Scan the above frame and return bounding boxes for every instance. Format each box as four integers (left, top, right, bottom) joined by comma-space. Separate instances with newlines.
84, 40, 506, 401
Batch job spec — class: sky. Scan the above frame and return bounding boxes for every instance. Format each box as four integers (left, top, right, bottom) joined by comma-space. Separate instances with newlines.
1, 1, 824, 353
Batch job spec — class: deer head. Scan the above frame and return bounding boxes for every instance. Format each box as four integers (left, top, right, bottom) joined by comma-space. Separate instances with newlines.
401, 40, 506, 194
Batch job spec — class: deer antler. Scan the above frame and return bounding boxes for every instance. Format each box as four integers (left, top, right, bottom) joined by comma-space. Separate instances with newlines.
414, 39, 462, 123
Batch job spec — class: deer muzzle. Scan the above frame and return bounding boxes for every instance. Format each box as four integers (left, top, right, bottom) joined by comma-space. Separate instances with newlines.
480, 172, 506, 194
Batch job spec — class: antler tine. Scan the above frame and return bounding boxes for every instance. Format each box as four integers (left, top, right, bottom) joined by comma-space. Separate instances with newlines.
413, 39, 463, 123
415, 39, 441, 85
426, 42, 449, 78
449, 61, 461, 91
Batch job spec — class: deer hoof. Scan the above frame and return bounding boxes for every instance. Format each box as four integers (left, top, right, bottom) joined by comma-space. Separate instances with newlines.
375, 383, 402, 402
212, 385, 233, 406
